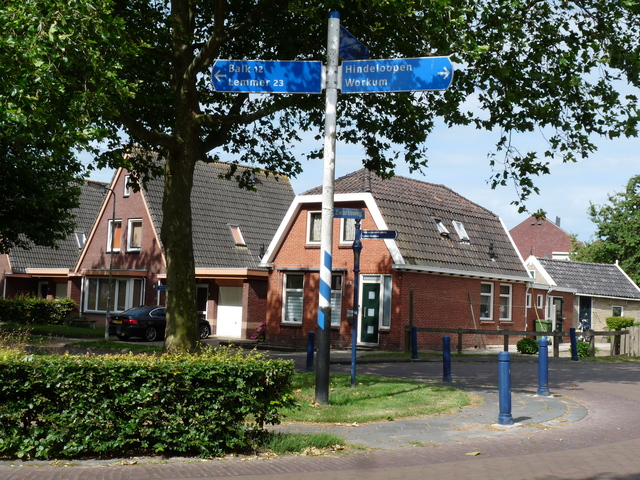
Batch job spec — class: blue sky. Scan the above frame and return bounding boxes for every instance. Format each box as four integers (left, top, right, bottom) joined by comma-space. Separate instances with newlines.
86, 122, 638, 243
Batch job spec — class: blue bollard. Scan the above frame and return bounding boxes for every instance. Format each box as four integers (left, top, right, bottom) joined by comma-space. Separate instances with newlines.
498, 351, 514, 425
442, 335, 452, 382
411, 326, 419, 360
537, 338, 551, 396
306, 331, 315, 371
570, 327, 579, 361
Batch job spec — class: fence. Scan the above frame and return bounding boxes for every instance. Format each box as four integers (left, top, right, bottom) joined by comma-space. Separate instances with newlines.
405, 326, 628, 358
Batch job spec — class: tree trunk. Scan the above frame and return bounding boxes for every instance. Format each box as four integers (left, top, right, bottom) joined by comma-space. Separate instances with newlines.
161, 149, 199, 353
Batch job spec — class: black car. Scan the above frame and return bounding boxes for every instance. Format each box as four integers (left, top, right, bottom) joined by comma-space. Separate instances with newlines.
108, 306, 211, 342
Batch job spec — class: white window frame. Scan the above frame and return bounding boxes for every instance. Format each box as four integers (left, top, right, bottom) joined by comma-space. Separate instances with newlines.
499, 284, 512, 321
480, 282, 493, 320
127, 219, 142, 252
340, 218, 356, 244
537, 294, 544, 309
330, 274, 343, 326
124, 175, 131, 197
228, 224, 246, 246
612, 305, 624, 317
307, 211, 322, 244
107, 219, 122, 252
84, 277, 144, 313
75, 232, 86, 249
526, 292, 532, 309
433, 217, 450, 237
452, 220, 470, 243
282, 273, 304, 323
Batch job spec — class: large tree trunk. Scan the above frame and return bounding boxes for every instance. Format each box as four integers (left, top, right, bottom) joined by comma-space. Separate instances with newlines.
161, 148, 199, 353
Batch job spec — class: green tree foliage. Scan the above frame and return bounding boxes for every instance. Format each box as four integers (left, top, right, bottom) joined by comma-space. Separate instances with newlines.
571, 175, 640, 284
3, 0, 640, 351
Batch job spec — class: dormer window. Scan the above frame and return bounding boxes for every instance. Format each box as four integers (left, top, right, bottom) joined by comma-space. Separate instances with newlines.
433, 217, 449, 237
229, 225, 246, 246
452, 220, 470, 244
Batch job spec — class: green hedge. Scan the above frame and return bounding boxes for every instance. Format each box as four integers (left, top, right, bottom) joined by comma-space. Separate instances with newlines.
605, 316, 635, 330
0, 348, 295, 459
0, 296, 77, 325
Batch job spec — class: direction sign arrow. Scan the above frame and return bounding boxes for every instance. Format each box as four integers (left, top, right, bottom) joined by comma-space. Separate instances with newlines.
333, 207, 365, 219
212, 60, 323, 94
341, 56, 453, 93
361, 229, 398, 239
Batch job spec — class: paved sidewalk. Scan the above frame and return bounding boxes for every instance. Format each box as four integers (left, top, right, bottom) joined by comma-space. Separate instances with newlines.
2, 348, 639, 480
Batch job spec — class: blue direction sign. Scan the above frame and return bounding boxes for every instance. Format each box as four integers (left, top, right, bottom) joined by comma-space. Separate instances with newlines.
333, 207, 365, 219
212, 60, 323, 94
341, 56, 453, 93
361, 229, 398, 240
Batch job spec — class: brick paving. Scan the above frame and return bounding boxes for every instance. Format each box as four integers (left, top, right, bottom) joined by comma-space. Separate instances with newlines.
2, 352, 640, 480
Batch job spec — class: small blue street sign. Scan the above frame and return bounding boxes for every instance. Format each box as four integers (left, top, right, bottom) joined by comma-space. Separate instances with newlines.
212, 60, 323, 94
341, 56, 453, 93
361, 229, 398, 240
156, 285, 167, 291
333, 207, 365, 219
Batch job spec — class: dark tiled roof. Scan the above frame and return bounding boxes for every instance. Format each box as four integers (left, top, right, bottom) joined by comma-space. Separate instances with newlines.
538, 258, 640, 300
305, 169, 529, 279
8, 182, 106, 273
145, 161, 295, 269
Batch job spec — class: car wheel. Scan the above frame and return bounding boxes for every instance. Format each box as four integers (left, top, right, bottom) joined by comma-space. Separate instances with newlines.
144, 326, 159, 342
199, 323, 211, 339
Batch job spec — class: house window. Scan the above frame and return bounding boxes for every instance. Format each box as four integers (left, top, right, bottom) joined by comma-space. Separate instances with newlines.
452, 220, 470, 243
341, 218, 356, 243
537, 294, 544, 309
228, 225, 246, 246
75, 232, 86, 249
124, 175, 131, 197
85, 277, 144, 313
283, 273, 304, 323
528, 270, 536, 280
499, 284, 512, 321
107, 220, 122, 252
330, 274, 343, 326
433, 217, 450, 237
307, 211, 322, 244
480, 282, 493, 319
526, 292, 532, 309
127, 219, 142, 251
612, 306, 624, 317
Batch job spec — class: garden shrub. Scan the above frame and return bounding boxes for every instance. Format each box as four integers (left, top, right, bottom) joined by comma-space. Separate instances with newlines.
0, 296, 77, 325
577, 341, 590, 358
516, 337, 539, 354
0, 347, 295, 459
605, 316, 635, 330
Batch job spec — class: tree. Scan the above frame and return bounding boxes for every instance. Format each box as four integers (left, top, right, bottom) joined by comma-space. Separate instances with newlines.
3, 0, 640, 352
571, 175, 640, 284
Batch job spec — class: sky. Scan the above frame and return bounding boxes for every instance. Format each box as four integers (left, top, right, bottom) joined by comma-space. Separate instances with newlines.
86, 122, 638, 243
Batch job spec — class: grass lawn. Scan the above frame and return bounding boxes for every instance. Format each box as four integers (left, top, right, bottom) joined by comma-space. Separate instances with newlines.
282, 372, 472, 424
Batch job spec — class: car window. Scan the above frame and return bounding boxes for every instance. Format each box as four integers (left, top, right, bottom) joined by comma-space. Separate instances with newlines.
150, 308, 166, 317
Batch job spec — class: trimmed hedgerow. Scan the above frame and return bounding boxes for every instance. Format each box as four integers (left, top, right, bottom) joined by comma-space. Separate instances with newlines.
605, 316, 635, 331
516, 337, 539, 355
0, 296, 77, 325
0, 347, 295, 459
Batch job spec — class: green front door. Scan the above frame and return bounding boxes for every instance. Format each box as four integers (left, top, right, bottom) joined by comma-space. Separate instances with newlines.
360, 283, 380, 344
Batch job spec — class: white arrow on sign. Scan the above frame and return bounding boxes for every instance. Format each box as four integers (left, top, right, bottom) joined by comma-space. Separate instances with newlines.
438, 67, 451, 79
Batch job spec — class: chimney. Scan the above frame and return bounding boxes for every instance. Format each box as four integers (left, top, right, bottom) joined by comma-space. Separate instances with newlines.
555, 216, 561, 227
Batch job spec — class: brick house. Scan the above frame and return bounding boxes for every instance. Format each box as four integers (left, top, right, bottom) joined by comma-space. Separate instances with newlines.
260, 169, 532, 351
75, 161, 294, 338
0, 181, 104, 303
510, 215, 573, 260
525, 256, 640, 333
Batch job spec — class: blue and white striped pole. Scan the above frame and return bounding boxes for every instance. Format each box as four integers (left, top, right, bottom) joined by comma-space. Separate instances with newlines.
315, 11, 340, 405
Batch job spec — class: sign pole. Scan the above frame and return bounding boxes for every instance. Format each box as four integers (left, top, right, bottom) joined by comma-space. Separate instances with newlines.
351, 219, 362, 387
315, 11, 340, 405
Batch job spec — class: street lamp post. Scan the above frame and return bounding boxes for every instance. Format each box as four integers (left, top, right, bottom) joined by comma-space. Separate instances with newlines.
104, 186, 116, 342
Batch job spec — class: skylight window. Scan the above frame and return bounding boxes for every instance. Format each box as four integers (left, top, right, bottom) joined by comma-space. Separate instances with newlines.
75, 232, 86, 249
433, 218, 450, 237
229, 225, 246, 246
452, 220, 470, 243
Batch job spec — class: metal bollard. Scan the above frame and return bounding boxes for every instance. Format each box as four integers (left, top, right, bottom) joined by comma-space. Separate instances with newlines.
498, 351, 514, 425
306, 331, 315, 371
537, 338, 551, 396
442, 335, 452, 382
411, 326, 419, 360
570, 327, 578, 361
